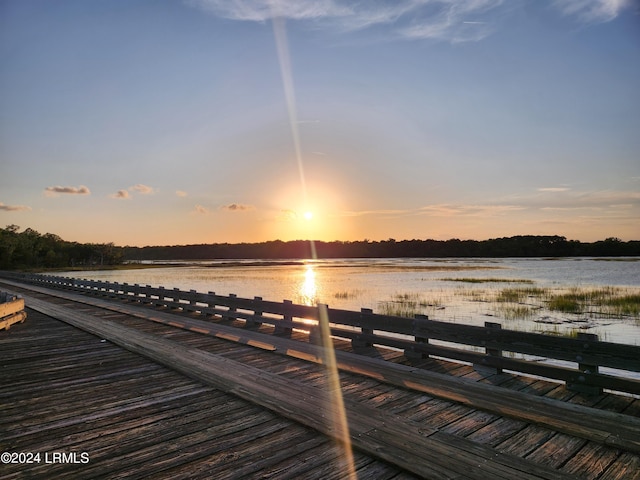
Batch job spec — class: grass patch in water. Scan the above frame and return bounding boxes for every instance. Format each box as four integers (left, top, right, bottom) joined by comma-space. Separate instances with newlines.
494, 304, 537, 320
547, 295, 580, 313
440, 277, 534, 284
496, 287, 547, 303
605, 294, 640, 315
333, 290, 363, 300
377, 293, 444, 317
546, 287, 640, 316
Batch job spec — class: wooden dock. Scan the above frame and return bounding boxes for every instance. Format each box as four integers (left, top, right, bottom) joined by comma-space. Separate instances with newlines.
1, 276, 639, 479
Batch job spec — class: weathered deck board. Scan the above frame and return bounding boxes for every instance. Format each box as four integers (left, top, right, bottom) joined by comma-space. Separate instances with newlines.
599, 453, 640, 480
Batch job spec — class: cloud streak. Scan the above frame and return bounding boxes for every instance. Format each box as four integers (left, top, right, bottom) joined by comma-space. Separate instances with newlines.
109, 184, 155, 199
110, 190, 131, 199
220, 203, 256, 212
188, 0, 629, 44
188, 0, 508, 43
131, 184, 155, 195
418, 204, 525, 217
44, 185, 91, 197
552, 0, 632, 23
537, 187, 571, 192
0, 202, 31, 212
339, 189, 640, 221
193, 204, 210, 215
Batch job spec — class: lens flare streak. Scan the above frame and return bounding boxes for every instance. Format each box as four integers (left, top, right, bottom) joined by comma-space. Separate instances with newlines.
271, 14, 356, 478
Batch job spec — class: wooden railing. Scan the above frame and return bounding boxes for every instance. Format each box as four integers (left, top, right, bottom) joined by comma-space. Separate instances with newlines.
3, 271, 640, 396
0, 290, 26, 331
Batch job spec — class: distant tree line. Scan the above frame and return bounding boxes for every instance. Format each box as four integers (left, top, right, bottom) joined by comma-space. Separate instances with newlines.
123, 235, 640, 261
1, 226, 638, 270
0, 225, 123, 270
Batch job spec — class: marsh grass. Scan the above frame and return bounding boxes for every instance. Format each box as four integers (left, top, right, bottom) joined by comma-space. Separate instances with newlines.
547, 288, 640, 316
496, 287, 548, 303
492, 285, 640, 318
378, 302, 424, 318
440, 277, 534, 284
333, 290, 363, 300
378, 292, 444, 317
494, 304, 537, 321
605, 294, 640, 315
547, 295, 580, 313
458, 288, 491, 302
489, 286, 640, 321
376, 285, 640, 321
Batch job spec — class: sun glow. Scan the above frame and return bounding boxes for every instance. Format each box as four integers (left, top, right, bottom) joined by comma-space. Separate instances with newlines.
304, 211, 313, 221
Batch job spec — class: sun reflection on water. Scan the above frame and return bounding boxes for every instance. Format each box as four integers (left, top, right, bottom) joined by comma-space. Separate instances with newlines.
299, 265, 318, 306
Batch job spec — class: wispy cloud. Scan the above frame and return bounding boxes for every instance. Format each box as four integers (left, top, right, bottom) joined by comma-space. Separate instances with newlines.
189, 0, 632, 43
108, 184, 155, 199
193, 204, 210, 215
44, 185, 90, 197
339, 204, 524, 219
130, 184, 155, 195
506, 188, 640, 210
220, 203, 256, 212
277, 209, 297, 221
176, 190, 188, 197
537, 187, 571, 192
552, 0, 632, 23
109, 184, 155, 199
110, 190, 131, 199
399, 1, 506, 43
417, 203, 525, 217
188, 0, 509, 43
188, 0, 350, 22
0, 202, 31, 212
339, 208, 410, 218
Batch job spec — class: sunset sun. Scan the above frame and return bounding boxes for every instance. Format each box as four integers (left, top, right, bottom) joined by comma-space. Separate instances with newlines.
303, 211, 314, 221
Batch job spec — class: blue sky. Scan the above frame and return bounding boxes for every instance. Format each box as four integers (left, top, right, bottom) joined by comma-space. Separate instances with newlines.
1, 0, 639, 246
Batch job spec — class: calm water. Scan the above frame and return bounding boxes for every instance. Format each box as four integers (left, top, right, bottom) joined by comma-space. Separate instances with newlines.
56, 257, 640, 345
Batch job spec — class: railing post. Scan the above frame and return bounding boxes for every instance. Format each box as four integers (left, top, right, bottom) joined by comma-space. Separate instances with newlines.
205, 291, 216, 317
476, 321, 503, 374
172, 288, 181, 310
246, 296, 263, 328
188, 289, 197, 313
405, 314, 429, 360
353, 308, 374, 349
143, 285, 152, 304
105, 282, 118, 298
158, 286, 166, 307
275, 300, 293, 336
568, 332, 602, 396
226, 294, 237, 321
